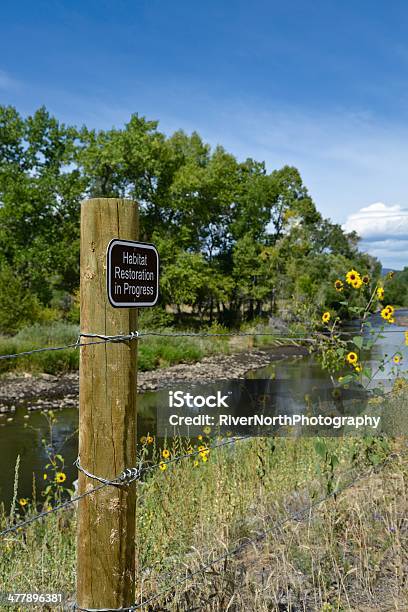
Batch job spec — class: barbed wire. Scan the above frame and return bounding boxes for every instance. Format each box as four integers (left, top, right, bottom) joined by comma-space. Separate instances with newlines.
0, 435, 251, 539
72, 451, 401, 611
0, 326, 406, 361
132, 453, 402, 610
0, 481, 108, 538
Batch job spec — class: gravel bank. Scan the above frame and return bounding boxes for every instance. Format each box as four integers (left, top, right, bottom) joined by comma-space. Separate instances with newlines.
0, 345, 307, 413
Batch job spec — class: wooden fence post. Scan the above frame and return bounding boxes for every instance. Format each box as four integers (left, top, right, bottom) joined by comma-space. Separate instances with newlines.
77, 198, 138, 609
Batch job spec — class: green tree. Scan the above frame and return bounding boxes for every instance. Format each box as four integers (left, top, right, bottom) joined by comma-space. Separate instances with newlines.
0, 262, 42, 333
0, 106, 84, 302
385, 268, 408, 306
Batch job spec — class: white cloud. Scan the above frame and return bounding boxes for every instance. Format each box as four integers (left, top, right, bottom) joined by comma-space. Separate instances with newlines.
343, 203, 408, 269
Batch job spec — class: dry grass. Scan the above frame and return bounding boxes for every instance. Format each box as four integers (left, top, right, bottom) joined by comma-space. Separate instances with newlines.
138, 446, 408, 611
0, 435, 406, 611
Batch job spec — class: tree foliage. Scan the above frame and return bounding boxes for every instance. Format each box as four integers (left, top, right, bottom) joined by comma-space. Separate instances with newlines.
0, 105, 380, 332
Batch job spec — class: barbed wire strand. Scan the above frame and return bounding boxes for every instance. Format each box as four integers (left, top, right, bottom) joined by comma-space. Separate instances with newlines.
72, 452, 400, 611
0, 326, 406, 361
133, 454, 401, 611
0, 481, 108, 539
0, 435, 251, 539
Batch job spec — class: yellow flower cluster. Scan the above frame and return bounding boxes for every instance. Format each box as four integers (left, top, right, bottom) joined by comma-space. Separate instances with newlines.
381, 305, 395, 324
345, 269, 363, 289
198, 444, 210, 462
334, 269, 370, 292
377, 286, 384, 301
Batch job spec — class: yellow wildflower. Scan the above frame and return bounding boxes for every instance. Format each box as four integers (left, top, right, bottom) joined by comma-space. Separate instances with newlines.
334, 279, 343, 292
159, 461, 167, 471
193, 460, 199, 467
19, 498, 28, 507
162, 449, 170, 459
43, 473, 47, 480
146, 435, 154, 444
362, 274, 369, 285
377, 287, 384, 300
354, 364, 362, 373
351, 276, 363, 289
346, 352, 358, 365
140, 436, 147, 444
197, 434, 203, 441
201, 454, 209, 463
346, 270, 361, 285
393, 355, 402, 364
322, 311, 331, 324
381, 305, 394, 322
56, 472, 66, 484
203, 426, 211, 435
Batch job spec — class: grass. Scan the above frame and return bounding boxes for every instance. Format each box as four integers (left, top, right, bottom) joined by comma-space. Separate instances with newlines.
0, 425, 406, 610
0, 322, 80, 375
0, 322, 231, 375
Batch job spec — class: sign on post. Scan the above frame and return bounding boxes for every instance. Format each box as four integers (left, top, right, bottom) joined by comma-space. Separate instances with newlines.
107, 239, 159, 307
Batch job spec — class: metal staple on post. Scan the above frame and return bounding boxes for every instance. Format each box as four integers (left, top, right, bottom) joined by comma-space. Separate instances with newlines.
74, 458, 141, 487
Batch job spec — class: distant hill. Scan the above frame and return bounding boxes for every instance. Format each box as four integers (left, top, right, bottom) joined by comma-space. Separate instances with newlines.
382, 267, 401, 275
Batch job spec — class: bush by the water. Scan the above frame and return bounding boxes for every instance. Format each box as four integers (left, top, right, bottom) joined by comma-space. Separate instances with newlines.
0, 264, 43, 335
0, 321, 230, 374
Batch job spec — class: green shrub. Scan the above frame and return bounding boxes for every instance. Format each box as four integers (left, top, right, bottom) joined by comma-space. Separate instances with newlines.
0, 322, 230, 374
137, 327, 230, 371
138, 307, 174, 329
0, 322, 80, 374
0, 263, 43, 334
14, 322, 79, 345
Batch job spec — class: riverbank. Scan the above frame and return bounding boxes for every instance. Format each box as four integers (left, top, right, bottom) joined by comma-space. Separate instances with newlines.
0, 345, 308, 413
1, 436, 406, 610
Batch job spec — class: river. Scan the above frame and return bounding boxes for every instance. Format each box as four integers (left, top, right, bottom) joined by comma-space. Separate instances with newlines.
1, 311, 407, 509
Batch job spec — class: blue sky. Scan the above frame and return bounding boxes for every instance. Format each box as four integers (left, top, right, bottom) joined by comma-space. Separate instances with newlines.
1, 0, 408, 268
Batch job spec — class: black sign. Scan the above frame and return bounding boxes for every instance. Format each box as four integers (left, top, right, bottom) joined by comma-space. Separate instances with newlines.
107, 239, 159, 307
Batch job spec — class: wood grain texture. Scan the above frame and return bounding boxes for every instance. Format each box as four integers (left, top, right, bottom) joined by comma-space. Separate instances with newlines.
77, 198, 138, 609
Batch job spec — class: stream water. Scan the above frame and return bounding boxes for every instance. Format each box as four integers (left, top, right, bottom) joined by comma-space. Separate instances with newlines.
1, 311, 407, 509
